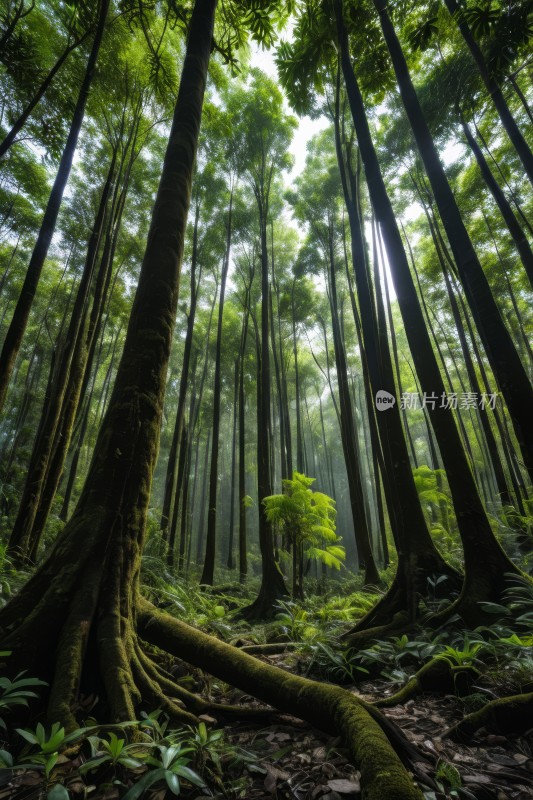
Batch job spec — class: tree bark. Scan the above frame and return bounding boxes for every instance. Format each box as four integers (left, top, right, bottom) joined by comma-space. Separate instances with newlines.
0, 0, 218, 721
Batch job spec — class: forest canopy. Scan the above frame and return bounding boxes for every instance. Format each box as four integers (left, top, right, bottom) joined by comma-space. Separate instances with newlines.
0, 0, 532, 798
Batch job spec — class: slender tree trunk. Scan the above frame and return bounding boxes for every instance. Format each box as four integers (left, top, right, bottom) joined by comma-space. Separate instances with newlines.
0, 0, 109, 413
473, 119, 533, 238
201, 190, 233, 585
238, 299, 250, 584
461, 116, 533, 289
242, 209, 288, 618
0, 32, 88, 158
332, 61, 456, 630
442, 0, 533, 185
374, 0, 533, 481
168, 421, 188, 568
327, 219, 380, 586
270, 285, 287, 480
227, 357, 238, 569
408, 185, 517, 509
178, 430, 191, 571
195, 429, 211, 566
160, 203, 201, 536
7, 151, 115, 562
291, 281, 305, 473
276, 278, 293, 476
0, 0, 34, 58
508, 74, 533, 125
337, 0, 520, 634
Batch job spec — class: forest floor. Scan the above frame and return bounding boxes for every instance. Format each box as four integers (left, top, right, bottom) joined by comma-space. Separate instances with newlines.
2, 564, 533, 799
200, 649, 533, 800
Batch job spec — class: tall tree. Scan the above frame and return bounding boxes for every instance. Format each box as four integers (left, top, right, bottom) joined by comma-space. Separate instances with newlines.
0, 0, 109, 412
228, 71, 296, 617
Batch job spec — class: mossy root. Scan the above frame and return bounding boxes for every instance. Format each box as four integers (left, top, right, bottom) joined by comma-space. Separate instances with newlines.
374, 658, 479, 708
137, 598, 424, 800
446, 691, 533, 740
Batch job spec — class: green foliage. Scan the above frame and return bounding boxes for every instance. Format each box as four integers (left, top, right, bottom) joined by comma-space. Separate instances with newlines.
264, 471, 344, 570
123, 742, 205, 799
434, 637, 485, 668
0, 672, 47, 729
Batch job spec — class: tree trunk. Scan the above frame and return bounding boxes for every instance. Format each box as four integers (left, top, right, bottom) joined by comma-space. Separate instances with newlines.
327, 218, 380, 587
0, 31, 88, 158
160, 202, 201, 536
0, 0, 109, 413
7, 150, 116, 563
0, 0, 218, 721
201, 190, 233, 585
238, 298, 250, 583
442, 0, 533, 186
332, 61, 457, 631
374, 0, 533, 482
461, 116, 533, 290
241, 211, 288, 618
227, 357, 238, 569
291, 281, 305, 473
337, 0, 521, 636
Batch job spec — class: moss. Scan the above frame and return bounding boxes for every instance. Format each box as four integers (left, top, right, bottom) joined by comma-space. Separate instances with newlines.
448, 691, 533, 739
375, 657, 480, 708
138, 599, 423, 800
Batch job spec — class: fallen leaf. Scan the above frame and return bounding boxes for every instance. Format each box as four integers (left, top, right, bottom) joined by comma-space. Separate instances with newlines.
327, 777, 361, 794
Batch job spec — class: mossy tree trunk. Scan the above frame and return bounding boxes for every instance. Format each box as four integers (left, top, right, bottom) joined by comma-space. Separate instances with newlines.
0, 0, 218, 724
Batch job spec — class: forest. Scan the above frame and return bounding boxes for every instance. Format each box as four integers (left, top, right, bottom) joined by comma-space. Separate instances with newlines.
0, 0, 532, 798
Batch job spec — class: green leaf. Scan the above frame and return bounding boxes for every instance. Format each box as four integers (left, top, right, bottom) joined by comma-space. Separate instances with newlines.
15, 728, 39, 745
79, 755, 110, 774
173, 764, 205, 786
123, 768, 166, 800
165, 770, 180, 795
47, 784, 70, 800
45, 752, 60, 777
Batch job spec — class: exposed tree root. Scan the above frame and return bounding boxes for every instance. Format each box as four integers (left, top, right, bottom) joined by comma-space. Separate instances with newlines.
446, 691, 533, 740
137, 598, 424, 800
374, 658, 480, 708
342, 553, 462, 646
1, 560, 425, 800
